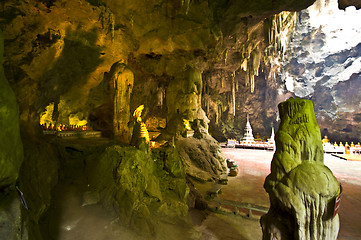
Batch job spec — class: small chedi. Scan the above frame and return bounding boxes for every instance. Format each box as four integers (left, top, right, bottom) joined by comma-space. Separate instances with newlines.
261, 98, 340, 240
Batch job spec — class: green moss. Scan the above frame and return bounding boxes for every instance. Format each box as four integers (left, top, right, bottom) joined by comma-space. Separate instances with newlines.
88, 144, 189, 237
262, 98, 340, 239
0, 29, 23, 189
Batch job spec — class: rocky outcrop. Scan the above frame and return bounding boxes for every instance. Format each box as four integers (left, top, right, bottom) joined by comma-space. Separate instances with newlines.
110, 62, 134, 143
0, 28, 24, 239
338, 0, 361, 9
87, 144, 190, 237
0, 28, 23, 190
1, 0, 317, 144
261, 98, 340, 240
18, 137, 59, 240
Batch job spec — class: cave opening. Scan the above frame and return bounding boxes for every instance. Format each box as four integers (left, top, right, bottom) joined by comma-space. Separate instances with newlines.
280, 0, 361, 144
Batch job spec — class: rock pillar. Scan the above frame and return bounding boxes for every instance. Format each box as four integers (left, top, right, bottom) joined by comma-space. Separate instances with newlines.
261, 98, 340, 240
109, 62, 134, 143
0, 29, 23, 189
165, 66, 209, 135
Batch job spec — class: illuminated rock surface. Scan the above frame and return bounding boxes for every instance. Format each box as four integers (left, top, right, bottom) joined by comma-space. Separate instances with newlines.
0, 0, 359, 239
111, 62, 134, 143
261, 98, 340, 239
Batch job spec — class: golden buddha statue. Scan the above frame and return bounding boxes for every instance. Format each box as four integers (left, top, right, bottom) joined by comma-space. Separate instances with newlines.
322, 136, 329, 144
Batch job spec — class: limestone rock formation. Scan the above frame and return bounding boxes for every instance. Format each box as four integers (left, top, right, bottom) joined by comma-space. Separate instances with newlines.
338, 0, 361, 9
0, 29, 23, 190
88, 144, 191, 237
110, 62, 134, 143
166, 66, 209, 136
0, 0, 356, 238
261, 98, 340, 240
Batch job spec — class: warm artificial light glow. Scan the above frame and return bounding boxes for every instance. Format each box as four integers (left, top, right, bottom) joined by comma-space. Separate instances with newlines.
133, 105, 144, 123
133, 105, 150, 144
183, 119, 192, 131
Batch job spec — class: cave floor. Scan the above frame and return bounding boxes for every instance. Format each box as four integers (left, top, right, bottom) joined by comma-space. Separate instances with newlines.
39, 141, 361, 240
220, 148, 361, 240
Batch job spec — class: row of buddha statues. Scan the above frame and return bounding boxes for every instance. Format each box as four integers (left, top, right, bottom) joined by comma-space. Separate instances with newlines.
322, 135, 360, 148
41, 123, 91, 131
333, 141, 360, 148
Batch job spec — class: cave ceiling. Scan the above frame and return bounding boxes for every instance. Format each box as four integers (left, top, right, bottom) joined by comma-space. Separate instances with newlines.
0, 0, 360, 142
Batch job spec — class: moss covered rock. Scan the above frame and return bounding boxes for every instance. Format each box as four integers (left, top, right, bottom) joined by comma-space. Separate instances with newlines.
261, 98, 340, 240
0, 29, 23, 189
88, 144, 189, 237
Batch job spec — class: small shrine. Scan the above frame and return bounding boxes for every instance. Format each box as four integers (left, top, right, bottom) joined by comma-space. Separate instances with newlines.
242, 114, 255, 144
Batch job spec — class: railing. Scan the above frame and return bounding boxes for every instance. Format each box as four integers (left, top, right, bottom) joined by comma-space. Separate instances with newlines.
209, 198, 268, 219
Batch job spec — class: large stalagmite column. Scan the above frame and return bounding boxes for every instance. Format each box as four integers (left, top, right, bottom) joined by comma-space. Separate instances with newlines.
165, 66, 209, 135
109, 62, 134, 143
261, 98, 340, 240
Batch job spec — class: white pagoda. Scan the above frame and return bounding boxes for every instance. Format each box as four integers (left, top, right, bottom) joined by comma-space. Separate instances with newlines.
269, 126, 275, 144
242, 114, 255, 144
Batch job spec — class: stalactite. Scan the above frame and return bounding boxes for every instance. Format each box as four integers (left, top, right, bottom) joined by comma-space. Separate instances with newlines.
216, 104, 221, 124
252, 47, 261, 76
231, 73, 236, 116
250, 74, 255, 93
206, 95, 209, 114
224, 48, 229, 64
245, 69, 249, 87
241, 59, 247, 71
181, 0, 191, 14
235, 74, 239, 92
266, 11, 296, 57
221, 70, 224, 88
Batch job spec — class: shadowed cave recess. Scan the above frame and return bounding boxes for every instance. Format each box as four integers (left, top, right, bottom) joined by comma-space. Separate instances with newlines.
0, 0, 360, 239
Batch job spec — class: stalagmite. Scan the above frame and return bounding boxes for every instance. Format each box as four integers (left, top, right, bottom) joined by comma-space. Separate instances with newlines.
261, 98, 340, 240
109, 62, 134, 143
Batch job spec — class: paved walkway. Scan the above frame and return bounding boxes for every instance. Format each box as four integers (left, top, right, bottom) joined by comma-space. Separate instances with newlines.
221, 148, 361, 240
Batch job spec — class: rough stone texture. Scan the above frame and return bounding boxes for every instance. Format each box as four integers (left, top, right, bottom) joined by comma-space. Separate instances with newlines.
17, 137, 59, 240
0, 191, 25, 240
338, 0, 361, 9
87, 144, 190, 237
0, 28, 23, 190
165, 67, 209, 137
110, 62, 134, 143
177, 134, 227, 182
0, 0, 316, 144
1, 0, 341, 238
261, 98, 340, 240
279, 1, 361, 142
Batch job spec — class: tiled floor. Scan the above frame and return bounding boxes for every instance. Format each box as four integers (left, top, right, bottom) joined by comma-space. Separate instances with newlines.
221, 148, 361, 240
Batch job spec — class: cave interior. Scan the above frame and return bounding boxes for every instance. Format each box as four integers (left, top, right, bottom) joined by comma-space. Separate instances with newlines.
0, 0, 360, 239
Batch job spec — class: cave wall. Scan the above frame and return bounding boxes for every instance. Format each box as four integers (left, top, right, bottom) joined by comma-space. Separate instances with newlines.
0, 28, 23, 190
1, 0, 317, 143
1, 0, 360, 239
0, 27, 24, 240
